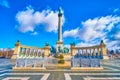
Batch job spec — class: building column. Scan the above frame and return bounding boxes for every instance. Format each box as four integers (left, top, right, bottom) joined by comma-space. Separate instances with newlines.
90, 49, 92, 56
98, 48, 100, 56
27, 48, 30, 57
19, 47, 22, 57
36, 50, 39, 57
30, 49, 33, 57
86, 49, 87, 55
38, 50, 41, 57
25, 48, 28, 57
94, 48, 96, 56
82, 49, 83, 54
32, 49, 35, 57
21, 48, 24, 57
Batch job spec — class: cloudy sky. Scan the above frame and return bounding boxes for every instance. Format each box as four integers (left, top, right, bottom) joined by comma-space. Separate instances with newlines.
0, 0, 120, 49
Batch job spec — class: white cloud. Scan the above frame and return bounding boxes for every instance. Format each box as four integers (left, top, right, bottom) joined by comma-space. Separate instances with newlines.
0, 0, 9, 8
63, 15, 120, 48
64, 44, 70, 49
31, 32, 38, 35
63, 28, 79, 38
115, 33, 120, 39
15, 6, 65, 33
81, 16, 120, 41
76, 42, 94, 47
105, 40, 118, 48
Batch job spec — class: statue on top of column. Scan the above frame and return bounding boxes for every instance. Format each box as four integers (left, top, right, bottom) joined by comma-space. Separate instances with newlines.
58, 7, 62, 17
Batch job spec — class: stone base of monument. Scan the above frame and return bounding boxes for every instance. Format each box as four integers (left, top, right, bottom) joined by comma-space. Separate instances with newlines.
58, 61, 71, 68
103, 56, 109, 60
71, 67, 103, 70
12, 67, 46, 70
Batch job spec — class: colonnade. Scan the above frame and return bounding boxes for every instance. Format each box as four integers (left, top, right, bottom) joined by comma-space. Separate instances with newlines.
12, 40, 50, 59
71, 40, 108, 60
76, 47, 103, 57
18, 47, 45, 58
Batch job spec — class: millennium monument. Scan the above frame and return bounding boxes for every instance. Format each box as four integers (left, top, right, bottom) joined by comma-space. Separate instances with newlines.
12, 7, 109, 70
56, 7, 63, 52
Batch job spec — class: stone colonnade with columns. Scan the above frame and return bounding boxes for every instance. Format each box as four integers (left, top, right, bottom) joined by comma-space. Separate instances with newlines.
71, 40, 109, 59
11, 41, 50, 60
12, 40, 109, 60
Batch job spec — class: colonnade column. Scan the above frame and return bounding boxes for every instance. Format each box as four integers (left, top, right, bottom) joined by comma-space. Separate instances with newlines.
89, 49, 91, 56
97, 48, 100, 56
93, 48, 96, 56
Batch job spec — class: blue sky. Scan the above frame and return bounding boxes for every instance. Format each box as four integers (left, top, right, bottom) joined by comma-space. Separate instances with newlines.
0, 0, 120, 49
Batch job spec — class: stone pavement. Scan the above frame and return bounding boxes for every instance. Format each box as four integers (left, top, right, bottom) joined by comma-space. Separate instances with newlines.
0, 60, 120, 80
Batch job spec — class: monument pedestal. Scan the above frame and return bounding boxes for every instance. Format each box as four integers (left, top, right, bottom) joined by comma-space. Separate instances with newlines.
56, 41, 63, 52
58, 61, 71, 68
56, 41, 63, 47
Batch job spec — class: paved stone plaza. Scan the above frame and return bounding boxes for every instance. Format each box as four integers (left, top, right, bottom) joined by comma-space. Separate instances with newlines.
0, 59, 120, 80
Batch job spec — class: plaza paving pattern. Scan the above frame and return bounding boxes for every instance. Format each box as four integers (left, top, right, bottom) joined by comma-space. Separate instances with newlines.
0, 59, 120, 80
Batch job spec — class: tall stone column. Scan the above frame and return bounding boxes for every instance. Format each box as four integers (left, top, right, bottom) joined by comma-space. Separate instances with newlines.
56, 7, 63, 52
58, 11, 62, 42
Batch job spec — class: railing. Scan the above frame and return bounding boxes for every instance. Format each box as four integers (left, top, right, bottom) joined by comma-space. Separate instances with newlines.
71, 57, 101, 67
15, 57, 58, 68
15, 57, 45, 68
